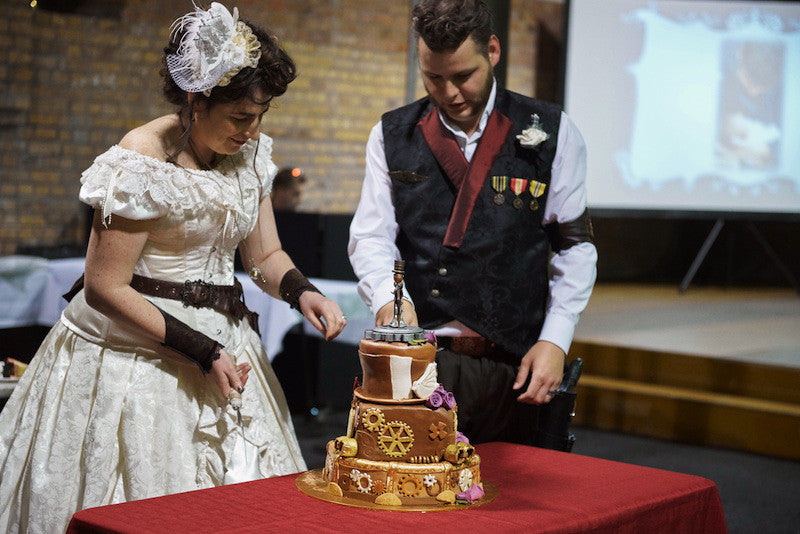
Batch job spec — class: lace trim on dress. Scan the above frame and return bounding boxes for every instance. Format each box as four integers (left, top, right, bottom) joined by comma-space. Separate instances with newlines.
79, 134, 274, 226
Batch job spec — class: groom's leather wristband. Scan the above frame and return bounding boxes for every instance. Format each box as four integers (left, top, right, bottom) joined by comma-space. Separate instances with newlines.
156, 307, 223, 375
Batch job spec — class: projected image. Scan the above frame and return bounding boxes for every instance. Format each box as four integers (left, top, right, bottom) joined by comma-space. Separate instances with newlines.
716, 40, 784, 171
564, 1, 800, 213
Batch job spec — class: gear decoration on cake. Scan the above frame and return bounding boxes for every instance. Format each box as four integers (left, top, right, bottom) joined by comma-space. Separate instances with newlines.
361, 407, 386, 432
377, 420, 414, 458
397, 474, 423, 497
423, 473, 442, 496
428, 421, 447, 440
458, 468, 474, 492
350, 469, 373, 494
371, 479, 386, 495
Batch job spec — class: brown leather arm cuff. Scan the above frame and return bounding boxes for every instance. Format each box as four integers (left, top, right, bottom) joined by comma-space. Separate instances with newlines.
279, 268, 322, 311
544, 209, 595, 252
157, 307, 223, 375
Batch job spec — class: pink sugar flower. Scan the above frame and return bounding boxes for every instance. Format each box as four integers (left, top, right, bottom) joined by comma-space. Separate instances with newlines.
456, 483, 484, 504
426, 391, 443, 409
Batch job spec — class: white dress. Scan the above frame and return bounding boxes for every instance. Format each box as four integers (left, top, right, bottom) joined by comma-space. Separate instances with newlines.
0, 134, 307, 534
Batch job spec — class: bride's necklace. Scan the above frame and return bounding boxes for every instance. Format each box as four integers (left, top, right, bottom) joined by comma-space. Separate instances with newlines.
181, 130, 235, 282
181, 123, 264, 285
187, 136, 220, 171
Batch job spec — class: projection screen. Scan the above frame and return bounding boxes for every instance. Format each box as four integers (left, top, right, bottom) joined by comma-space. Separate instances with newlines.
563, 0, 800, 215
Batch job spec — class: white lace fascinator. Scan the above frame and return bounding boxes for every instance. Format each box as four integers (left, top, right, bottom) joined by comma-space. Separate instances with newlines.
166, 2, 261, 96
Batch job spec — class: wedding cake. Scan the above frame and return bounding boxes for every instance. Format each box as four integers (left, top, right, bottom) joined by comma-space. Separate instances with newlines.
319, 262, 484, 507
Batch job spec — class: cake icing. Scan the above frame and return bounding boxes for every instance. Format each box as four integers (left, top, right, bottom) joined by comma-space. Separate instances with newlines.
322, 336, 483, 506
320, 260, 484, 507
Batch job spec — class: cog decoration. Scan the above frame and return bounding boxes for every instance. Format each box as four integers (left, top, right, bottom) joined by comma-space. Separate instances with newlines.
377, 421, 415, 458
350, 469, 373, 494
458, 468, 474, 492
371, 479, 386, 495
428, 421, 447, 440
423, 473, 441, 496
361, 407, 386, 432
397, 474, 423, 497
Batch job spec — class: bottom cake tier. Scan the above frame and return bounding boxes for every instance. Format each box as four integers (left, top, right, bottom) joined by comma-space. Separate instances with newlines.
323, 440, 482, 506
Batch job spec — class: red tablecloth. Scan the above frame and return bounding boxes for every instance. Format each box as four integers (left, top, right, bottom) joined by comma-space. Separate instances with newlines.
67, 442, 727, 534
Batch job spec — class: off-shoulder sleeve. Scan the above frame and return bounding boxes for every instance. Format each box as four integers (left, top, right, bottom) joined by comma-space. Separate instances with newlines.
250, 133, 278, 200
79, 146, 177, 223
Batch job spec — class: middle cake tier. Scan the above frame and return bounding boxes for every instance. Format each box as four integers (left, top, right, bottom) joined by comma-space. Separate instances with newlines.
349, 390, 458, 463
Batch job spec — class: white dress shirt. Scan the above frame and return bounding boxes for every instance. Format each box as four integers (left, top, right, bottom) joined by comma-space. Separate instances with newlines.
348, 81, 597, 354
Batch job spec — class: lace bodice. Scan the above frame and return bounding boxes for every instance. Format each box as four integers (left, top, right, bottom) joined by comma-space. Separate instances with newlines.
79, 134, 277, 285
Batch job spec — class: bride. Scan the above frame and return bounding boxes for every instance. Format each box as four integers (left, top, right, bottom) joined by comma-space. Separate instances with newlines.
0, 4, 346, 532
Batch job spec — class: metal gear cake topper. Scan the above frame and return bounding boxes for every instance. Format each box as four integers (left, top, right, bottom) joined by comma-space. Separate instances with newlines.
363, 260, 429, 343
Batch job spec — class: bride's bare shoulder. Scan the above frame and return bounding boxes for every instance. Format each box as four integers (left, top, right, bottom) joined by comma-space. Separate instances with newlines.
118, 115, 182, 161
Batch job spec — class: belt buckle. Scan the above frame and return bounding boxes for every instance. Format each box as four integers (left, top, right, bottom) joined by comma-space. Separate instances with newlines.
181, 279, 217, 308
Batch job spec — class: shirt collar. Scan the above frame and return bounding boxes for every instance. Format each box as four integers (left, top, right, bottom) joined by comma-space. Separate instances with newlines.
438, 78, 497, 142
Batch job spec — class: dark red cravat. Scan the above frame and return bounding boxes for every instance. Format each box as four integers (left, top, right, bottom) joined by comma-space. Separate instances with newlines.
418, 107, 513, 248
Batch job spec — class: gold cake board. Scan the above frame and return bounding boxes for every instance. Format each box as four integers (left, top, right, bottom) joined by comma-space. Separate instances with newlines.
296, 469, 498, 512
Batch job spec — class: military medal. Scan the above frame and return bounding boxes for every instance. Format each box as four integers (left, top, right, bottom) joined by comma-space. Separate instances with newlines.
529, 180, 546, 211
510, 178, 528, 210
491, 175, 508, 205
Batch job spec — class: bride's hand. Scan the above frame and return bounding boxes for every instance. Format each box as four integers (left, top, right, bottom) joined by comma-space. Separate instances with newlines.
298, 291, 347, 341
210, 348, 251, 397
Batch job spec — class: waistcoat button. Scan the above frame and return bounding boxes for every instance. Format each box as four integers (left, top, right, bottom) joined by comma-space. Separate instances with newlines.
430, 289, 440, 298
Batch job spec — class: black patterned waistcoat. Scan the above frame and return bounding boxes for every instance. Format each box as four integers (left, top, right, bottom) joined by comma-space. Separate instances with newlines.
382, 88, 561, 357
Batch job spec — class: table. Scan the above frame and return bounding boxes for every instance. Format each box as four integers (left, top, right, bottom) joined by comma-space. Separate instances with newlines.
0, 255, 69, 329
66, 442, 727, 534
0, 256, 372, 360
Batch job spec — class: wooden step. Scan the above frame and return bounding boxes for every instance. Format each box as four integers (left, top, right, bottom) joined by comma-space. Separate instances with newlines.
570, 341, 800, 460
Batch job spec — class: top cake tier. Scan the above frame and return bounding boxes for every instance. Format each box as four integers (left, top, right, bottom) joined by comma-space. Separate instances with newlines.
358, 338, 437, 401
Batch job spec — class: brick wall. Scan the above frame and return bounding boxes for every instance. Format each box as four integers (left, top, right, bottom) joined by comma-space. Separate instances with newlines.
0, 0, 561, 256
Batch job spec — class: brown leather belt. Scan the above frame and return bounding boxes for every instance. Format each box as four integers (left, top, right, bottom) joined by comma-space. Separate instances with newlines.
438, 336, 519, 363
130, 274, 260, 334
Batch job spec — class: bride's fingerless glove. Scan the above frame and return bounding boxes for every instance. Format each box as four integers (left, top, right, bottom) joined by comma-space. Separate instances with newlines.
156, 307, 223, 375
279, 268, 322, 311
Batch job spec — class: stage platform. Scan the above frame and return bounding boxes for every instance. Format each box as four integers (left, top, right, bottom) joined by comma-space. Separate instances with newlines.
570, 284, 800, 460
574, 284, 800, 369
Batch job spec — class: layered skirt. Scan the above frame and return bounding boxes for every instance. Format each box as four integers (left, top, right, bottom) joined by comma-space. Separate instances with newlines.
0, 315, 305, 534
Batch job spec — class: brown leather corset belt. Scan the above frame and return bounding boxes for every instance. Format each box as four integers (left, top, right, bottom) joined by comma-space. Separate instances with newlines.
129, 274, 260, 335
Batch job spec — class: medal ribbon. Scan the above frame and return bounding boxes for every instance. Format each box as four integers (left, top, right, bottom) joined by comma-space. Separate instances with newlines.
529, 180, 546, 197
510, 178, 528, 196
491, 175, 508, 192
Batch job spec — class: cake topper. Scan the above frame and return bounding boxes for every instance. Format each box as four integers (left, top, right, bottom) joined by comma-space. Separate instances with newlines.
390, 260, 406, 328
364, 260, 430, 343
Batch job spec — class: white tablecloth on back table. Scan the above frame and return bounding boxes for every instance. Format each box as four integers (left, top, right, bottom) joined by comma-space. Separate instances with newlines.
0, 256, 372, 360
